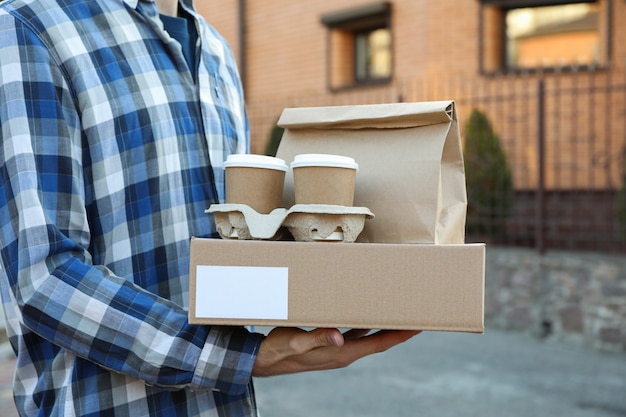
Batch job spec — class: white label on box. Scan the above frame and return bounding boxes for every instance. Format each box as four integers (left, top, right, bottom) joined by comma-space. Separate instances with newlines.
195, 265, 288, 320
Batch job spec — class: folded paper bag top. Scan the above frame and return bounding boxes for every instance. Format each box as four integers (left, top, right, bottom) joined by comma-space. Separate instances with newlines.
224, 154, 288, 214
290, 154, 359, 206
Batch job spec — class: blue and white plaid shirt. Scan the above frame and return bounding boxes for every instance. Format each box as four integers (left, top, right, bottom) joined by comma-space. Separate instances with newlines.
0, 0, 264, 415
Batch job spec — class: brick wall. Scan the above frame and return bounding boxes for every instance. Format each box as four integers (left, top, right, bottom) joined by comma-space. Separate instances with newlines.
199, 1, 480, 100
197, 1, 626, 156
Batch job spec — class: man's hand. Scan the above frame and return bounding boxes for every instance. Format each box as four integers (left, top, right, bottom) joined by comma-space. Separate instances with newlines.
252, 328, 421, 377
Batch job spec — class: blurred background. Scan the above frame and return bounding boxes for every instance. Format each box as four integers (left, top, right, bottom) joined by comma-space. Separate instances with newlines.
197, 0, 626, 352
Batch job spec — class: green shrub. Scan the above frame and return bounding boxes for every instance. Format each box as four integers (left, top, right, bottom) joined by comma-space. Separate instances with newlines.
264, 121, 284, 157
463, 108, 514, 237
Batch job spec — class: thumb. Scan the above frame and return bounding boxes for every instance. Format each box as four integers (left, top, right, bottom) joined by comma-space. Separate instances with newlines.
318, 328, 345, 348
293, 328, 344, 353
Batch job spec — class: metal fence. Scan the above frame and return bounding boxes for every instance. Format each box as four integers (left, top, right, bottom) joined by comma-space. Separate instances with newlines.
454, 70, 626, 254
247, 68, 626, 254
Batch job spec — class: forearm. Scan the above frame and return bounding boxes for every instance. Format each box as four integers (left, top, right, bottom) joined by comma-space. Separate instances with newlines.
10, 225, 263, 393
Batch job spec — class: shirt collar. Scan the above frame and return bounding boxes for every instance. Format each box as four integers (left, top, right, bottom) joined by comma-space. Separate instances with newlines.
123, 0, 140, 9
123, 0, 197, 16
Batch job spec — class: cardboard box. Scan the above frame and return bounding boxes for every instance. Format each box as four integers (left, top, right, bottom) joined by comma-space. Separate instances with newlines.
189, 239, 485, 332
189, 101, 485, 333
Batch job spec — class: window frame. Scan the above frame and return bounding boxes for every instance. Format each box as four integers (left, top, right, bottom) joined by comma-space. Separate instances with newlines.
321, 2, 393, 91
478, 0, 612, 75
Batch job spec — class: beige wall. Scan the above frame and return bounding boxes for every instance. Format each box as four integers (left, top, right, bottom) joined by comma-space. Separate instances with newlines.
197, 1, 626, 189
196, 1, 483, 152
197, 0, 626, 97
198, 1, 481, 102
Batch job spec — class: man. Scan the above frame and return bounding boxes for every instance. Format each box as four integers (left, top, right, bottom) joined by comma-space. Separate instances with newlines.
0, 0, 418, 415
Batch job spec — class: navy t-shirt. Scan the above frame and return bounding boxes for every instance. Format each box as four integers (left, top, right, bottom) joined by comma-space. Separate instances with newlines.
160, 10, 198, 79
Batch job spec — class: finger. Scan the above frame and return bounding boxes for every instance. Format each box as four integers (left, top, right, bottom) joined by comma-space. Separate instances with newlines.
342, 330, 422, 356
342, 329, 371, 339
369, 330, 422, 349
310, 328, 345, 348
366, 330, 422, 342
267, 327, 344, 355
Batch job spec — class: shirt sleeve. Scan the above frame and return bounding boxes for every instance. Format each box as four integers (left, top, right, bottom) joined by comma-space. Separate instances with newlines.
0, 11, 263, 396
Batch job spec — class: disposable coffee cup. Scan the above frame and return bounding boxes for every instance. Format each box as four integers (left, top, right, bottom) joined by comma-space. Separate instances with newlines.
290, 154, 359, 206
224, 154, 288, 214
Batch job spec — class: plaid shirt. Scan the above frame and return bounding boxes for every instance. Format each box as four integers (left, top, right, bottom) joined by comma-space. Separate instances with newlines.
0, 0, 265, 415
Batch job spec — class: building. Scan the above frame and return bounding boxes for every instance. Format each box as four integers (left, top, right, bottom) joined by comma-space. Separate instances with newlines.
197, 0, 626, 253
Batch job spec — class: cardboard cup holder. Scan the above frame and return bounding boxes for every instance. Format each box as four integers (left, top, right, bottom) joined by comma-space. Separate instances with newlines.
282, 205, 374, 242
206, 203, 374, 243
208, 204, 289, 240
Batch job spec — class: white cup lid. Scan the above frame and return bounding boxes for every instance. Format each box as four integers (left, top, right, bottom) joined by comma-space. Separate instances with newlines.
290, 154, 359, 170
224, 154, 288, 171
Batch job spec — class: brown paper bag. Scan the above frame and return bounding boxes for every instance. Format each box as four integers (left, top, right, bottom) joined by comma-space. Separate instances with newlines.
276, 100, 467, 244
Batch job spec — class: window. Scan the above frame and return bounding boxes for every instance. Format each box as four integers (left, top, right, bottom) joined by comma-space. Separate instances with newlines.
355, 28, 392, 82
479, 0, 610, 73
321, 2, 392, 90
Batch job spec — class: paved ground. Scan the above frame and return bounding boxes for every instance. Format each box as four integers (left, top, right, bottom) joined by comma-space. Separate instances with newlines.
0, 328, 624, 417
254, 328, 626, 417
